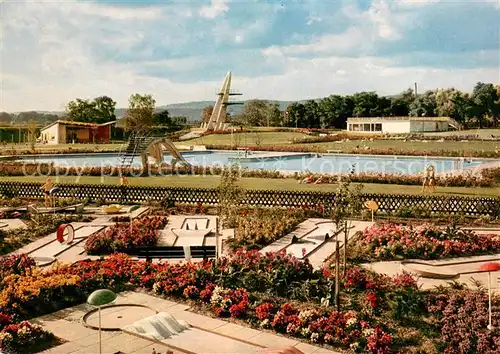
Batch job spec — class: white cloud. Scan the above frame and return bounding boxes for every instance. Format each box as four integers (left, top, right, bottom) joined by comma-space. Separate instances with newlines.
262, 27, 367, 56
200, 0, 230, 19
0, 0, 497, 112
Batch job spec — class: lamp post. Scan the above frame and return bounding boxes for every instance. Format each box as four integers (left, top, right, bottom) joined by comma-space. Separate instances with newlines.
87, 289, 117, 354
479, 262, 500, 330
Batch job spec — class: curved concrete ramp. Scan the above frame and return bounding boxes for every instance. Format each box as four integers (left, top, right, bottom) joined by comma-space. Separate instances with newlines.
123, 312, 262, 353
123, 312, 190, 340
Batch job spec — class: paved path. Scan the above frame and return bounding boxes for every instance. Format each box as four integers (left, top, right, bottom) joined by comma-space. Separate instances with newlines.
35, 291, 342, 354
261, 219, 374, 269
364, 253, 500, 292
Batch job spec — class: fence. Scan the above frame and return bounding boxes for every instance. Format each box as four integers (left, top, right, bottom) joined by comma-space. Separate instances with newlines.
0, 181, 498, 217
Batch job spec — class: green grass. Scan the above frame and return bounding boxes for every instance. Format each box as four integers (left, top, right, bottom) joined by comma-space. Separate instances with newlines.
179, 131, 499, 154
0, 143, 125, 155
179, 131, 311, 146
0, 175, 497, 197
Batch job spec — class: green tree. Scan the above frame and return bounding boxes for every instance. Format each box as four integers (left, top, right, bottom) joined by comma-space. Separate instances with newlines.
409, 90, 437, 117
0, 112, 12, 124
124, 94, 156, 132
389, 88, 414, 116
93, 96, 117, 124
470, 82, 499, 128
319, 95, 353, 128
27, 119, 38, 150
153, 110, 171, 126
303, 100, 321, 128
286, 102, 306, 128
240, 100, 282, 127
217, 165, 245, 229
66, 96, 116, 124
201, 105, 214, 124
351, 92, 386, 117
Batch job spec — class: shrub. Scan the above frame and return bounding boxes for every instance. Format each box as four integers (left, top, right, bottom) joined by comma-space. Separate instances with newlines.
230, 208, 307, 249
84, 216, 167, 255
349, 223, 500, 261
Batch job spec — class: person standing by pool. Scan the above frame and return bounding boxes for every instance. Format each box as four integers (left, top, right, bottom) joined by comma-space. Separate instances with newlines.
422, 165, 436, 193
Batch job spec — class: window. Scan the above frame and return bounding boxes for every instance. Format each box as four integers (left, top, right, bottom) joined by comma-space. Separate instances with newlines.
375, 123, 382, 131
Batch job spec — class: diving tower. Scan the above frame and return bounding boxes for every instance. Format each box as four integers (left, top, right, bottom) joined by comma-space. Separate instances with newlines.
202, 71, 243, 132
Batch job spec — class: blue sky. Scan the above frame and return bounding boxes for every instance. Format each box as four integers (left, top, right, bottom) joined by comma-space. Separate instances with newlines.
1, 0, 499, 111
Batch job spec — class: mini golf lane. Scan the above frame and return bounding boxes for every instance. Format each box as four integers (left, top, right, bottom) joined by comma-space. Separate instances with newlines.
401, 256, 500, 280
285, 222, 335, 259
29, 225, 104, 260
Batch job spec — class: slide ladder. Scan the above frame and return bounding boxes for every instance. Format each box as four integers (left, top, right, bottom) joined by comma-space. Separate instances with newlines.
446, 117, 462, 131
119, 132, 156, 170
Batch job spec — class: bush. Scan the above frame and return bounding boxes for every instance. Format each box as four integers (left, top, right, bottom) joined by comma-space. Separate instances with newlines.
349, 223, 500, 261
84, 216, 167, 255
230, 208, 308, 249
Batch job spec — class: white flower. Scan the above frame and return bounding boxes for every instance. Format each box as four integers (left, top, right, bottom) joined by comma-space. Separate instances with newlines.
363, 328, 375, 337
310, 332, 320, 343
298, 309, 317, 322
350, 342, 360, 350
301, 327, 311, 337
346, 317, 357, 328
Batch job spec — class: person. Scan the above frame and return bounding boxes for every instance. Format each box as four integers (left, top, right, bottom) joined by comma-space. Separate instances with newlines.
259, 346, 304, 354
422, 165, 436, 193
299, 175, 314, 184
41, 177, 54, 207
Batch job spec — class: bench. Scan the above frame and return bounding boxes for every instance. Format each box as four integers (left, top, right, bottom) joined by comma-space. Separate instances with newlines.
327, 150, 342, 154
122, 245, 217, 262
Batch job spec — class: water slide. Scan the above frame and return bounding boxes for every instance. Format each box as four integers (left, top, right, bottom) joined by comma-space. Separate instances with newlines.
141, 138, 190, 167
446, 117, 462, 130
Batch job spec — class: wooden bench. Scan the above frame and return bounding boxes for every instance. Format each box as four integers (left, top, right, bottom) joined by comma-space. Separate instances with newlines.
122, 245, 217, 262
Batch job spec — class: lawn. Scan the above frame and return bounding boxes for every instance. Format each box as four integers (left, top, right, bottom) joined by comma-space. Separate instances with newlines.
0, 175, 497, 196
0, 142, 124, 155
180, 131, 498, 154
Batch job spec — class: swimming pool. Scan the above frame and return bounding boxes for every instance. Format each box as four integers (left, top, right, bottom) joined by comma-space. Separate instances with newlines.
17, 150, 488, 175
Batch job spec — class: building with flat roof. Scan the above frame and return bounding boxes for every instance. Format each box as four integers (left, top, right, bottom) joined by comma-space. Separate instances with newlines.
39, 120, 116, 144
346, 116, 459, 134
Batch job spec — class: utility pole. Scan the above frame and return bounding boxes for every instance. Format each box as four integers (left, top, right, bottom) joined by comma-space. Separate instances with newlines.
414, 82, 418, 96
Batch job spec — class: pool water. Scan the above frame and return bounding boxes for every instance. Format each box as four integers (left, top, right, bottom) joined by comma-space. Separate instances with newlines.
19, 150, 487, 175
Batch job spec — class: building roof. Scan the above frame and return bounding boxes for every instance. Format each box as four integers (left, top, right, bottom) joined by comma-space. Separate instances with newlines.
40, 120, 117, 131
347, 116, 451, 123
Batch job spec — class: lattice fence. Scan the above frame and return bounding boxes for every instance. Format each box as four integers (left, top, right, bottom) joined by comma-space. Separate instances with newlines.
0, 181, 498, 217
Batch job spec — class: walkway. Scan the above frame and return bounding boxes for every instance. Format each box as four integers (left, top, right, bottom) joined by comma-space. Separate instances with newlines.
35, 291, 342, 354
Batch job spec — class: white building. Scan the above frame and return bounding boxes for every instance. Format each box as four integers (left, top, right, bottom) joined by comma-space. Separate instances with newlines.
346, 116, 456, 134
39, 120, 116, 144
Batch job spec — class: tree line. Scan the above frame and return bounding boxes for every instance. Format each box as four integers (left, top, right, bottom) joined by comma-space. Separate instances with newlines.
226, 82, 499, 129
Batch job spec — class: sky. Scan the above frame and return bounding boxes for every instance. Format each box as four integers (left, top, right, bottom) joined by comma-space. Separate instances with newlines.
1, 0, 499, 112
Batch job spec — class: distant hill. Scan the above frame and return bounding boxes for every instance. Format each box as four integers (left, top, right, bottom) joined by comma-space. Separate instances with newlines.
9, 100, 298, 124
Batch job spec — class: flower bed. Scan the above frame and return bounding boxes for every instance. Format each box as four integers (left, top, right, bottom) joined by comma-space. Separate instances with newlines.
205, 144, 500, 158
0, 313, 55, 353
0, 214, 93, 255
84, 216, 167, 255
349, 223, 500, 262
1, 251, 497, 353
228, 208, 309, 249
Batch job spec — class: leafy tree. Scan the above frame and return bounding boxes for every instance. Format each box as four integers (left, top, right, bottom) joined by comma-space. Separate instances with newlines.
240, 99, 280, 127
153, 110, 171, 126
470, 82, 499, 128
124, 94, 156, 132
286, 102, 306, 128
351, 92, 386, 117
268, 102, 283, 126
319, 95, 354, 128
201, 105, 214, 123
389, 88, 414, 116
0, 112, 12, 124
66, 96, 116, 124
409, 90, 437, 117
93, 96, 117, 124
217, 165, 245, 229
303, 100, 321, 128
27, 120, 38, 150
